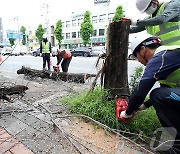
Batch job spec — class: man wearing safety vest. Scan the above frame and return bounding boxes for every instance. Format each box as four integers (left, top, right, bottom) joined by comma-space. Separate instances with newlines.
120, 34, 180, 153
56, 49, 72, 72
130, 0, 180, 46
40, 34, 52, 71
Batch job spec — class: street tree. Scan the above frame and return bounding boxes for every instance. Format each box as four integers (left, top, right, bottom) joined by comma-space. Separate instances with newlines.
20, 26, 26, 45
112, 5, 125, 22
80, 11, 93, 46
54, 20, 63, 49
35, 24, 45, 44
9, 38, 15, 46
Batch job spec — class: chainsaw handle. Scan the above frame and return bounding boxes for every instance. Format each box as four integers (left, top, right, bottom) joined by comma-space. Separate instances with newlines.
115, 94, 130, 99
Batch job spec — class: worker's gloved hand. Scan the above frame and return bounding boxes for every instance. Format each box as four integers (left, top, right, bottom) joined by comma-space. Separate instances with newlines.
130, 18, 137, 26
120, 111, 133, 119
138, 104, 147, 111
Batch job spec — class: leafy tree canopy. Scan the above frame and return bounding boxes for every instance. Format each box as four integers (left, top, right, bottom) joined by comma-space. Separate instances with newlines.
80, 11, 93, 46
112, 5, 125, 22
35, 24, 44, 44
54, 20, 63, 49
20, 26, 26, 45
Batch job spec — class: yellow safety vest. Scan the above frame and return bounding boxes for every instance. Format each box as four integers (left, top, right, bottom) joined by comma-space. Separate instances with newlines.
42, 42, 50, 54
145, 3, 180, 46
155, 46, 180, 88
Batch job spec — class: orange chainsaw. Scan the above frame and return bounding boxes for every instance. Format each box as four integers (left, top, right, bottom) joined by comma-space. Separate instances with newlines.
115, 95, 129, 122
53, 66, 60, 73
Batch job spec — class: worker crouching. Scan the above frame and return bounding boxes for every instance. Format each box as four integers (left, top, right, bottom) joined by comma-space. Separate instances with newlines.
56, 49, 72, 72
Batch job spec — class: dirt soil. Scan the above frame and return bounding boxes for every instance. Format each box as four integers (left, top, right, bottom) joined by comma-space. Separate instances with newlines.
0, 74, 151, 154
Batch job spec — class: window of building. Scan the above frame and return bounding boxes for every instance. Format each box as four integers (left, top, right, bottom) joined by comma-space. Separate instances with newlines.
78, 18, 83, 26
92, 16, 98, 23
92, 30, 97, 36
62, 33, 65, 39
72, 32, 76, 38
62, 22, 65, 28
78, 31, 80, 38
72, 20, 76, 27
108, 13, 114, 22
99, 14, 106, 22
99, 29, 105, 36
66, 21, 70, 28
66, 33, 70, 39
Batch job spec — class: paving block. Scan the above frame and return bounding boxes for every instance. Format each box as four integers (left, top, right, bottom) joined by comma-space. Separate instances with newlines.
15, 126, 40, 142
3, 151, 12, 154
0, 138, 18, 153
48, 144, 65, 154
0, 115, 17, 128
30, 120, 51, 132
13, 112, 28, 120
20, 114, 39, 125
10, 143, 34, 154
0, 131, 12, 145
6, 120, 29, 136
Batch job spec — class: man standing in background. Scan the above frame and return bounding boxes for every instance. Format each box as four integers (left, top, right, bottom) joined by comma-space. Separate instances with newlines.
40, 34, 52, 71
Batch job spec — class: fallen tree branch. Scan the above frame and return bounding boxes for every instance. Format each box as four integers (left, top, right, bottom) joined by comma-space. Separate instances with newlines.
0, 85, 29, 102
17, 66, 96, 83
0, 109, 34, 114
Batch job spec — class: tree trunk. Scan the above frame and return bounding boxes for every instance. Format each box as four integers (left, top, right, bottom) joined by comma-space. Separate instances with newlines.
17, 66, 96, 83
104, 20, 130, 97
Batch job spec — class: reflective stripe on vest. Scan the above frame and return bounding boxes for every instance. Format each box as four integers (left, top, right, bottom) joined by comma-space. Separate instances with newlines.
158, 68, 180, 88
42, 42, 50, 53
154, 46, 180, 88
63, 50, 72, 59
145, 3, 180, 46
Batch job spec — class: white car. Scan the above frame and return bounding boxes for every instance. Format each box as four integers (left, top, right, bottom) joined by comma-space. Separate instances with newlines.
91, 46, 106, 56
51, 47, 58, 57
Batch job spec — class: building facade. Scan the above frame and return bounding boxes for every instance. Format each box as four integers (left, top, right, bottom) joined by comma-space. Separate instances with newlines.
50, 10, 115, 50
0, 18, 3, 43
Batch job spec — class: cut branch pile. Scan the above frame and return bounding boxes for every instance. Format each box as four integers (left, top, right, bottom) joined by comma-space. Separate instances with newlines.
17, 66, 97, 83
0, 85, 28, 102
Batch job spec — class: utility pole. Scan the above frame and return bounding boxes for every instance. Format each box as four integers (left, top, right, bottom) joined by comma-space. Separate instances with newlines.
13, 16, 21, 53
41, 0, 49, 38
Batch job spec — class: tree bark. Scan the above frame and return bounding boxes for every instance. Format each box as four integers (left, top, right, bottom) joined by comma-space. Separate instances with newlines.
17, 66, 96, 83
104, 20, 130, 97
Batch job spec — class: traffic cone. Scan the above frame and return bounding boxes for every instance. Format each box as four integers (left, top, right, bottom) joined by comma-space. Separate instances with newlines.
50, 58, 53, 67
0, 56, 2, 63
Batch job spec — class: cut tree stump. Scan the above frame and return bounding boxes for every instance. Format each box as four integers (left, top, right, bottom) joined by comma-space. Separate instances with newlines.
104, 19, 131, 97
17, 66, 97, 83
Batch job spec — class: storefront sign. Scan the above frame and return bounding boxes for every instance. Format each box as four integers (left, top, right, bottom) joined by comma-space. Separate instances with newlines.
94, 0, 110, 4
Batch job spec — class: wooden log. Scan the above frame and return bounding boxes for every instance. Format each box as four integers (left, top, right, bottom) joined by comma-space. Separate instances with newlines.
0, 85, 28, 102
104, 20, 131, 97
17, 66, 97, 83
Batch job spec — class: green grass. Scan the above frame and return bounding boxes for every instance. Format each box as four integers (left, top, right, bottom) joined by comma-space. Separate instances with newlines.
61, 86, 161, 142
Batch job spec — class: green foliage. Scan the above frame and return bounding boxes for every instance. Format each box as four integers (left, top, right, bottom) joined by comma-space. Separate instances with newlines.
62, 86, 161, 142
35, 24, 45, 44
54, 20, 63, 49
112, 5, 125, 22
9, 38, 15, 46
129, 66, 144, 92
20, 26, 26, 45
80, 11, 93, 46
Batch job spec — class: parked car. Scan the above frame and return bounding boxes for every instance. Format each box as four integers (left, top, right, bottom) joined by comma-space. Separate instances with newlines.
1, 47, 12, 56
71, 47, 93, 57
91, 46, 106, 56
51, 47, 58, 57
32, 48, 41, 57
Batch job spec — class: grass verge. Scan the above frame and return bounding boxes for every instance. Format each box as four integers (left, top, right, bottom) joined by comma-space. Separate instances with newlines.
61, 86, 161, 142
